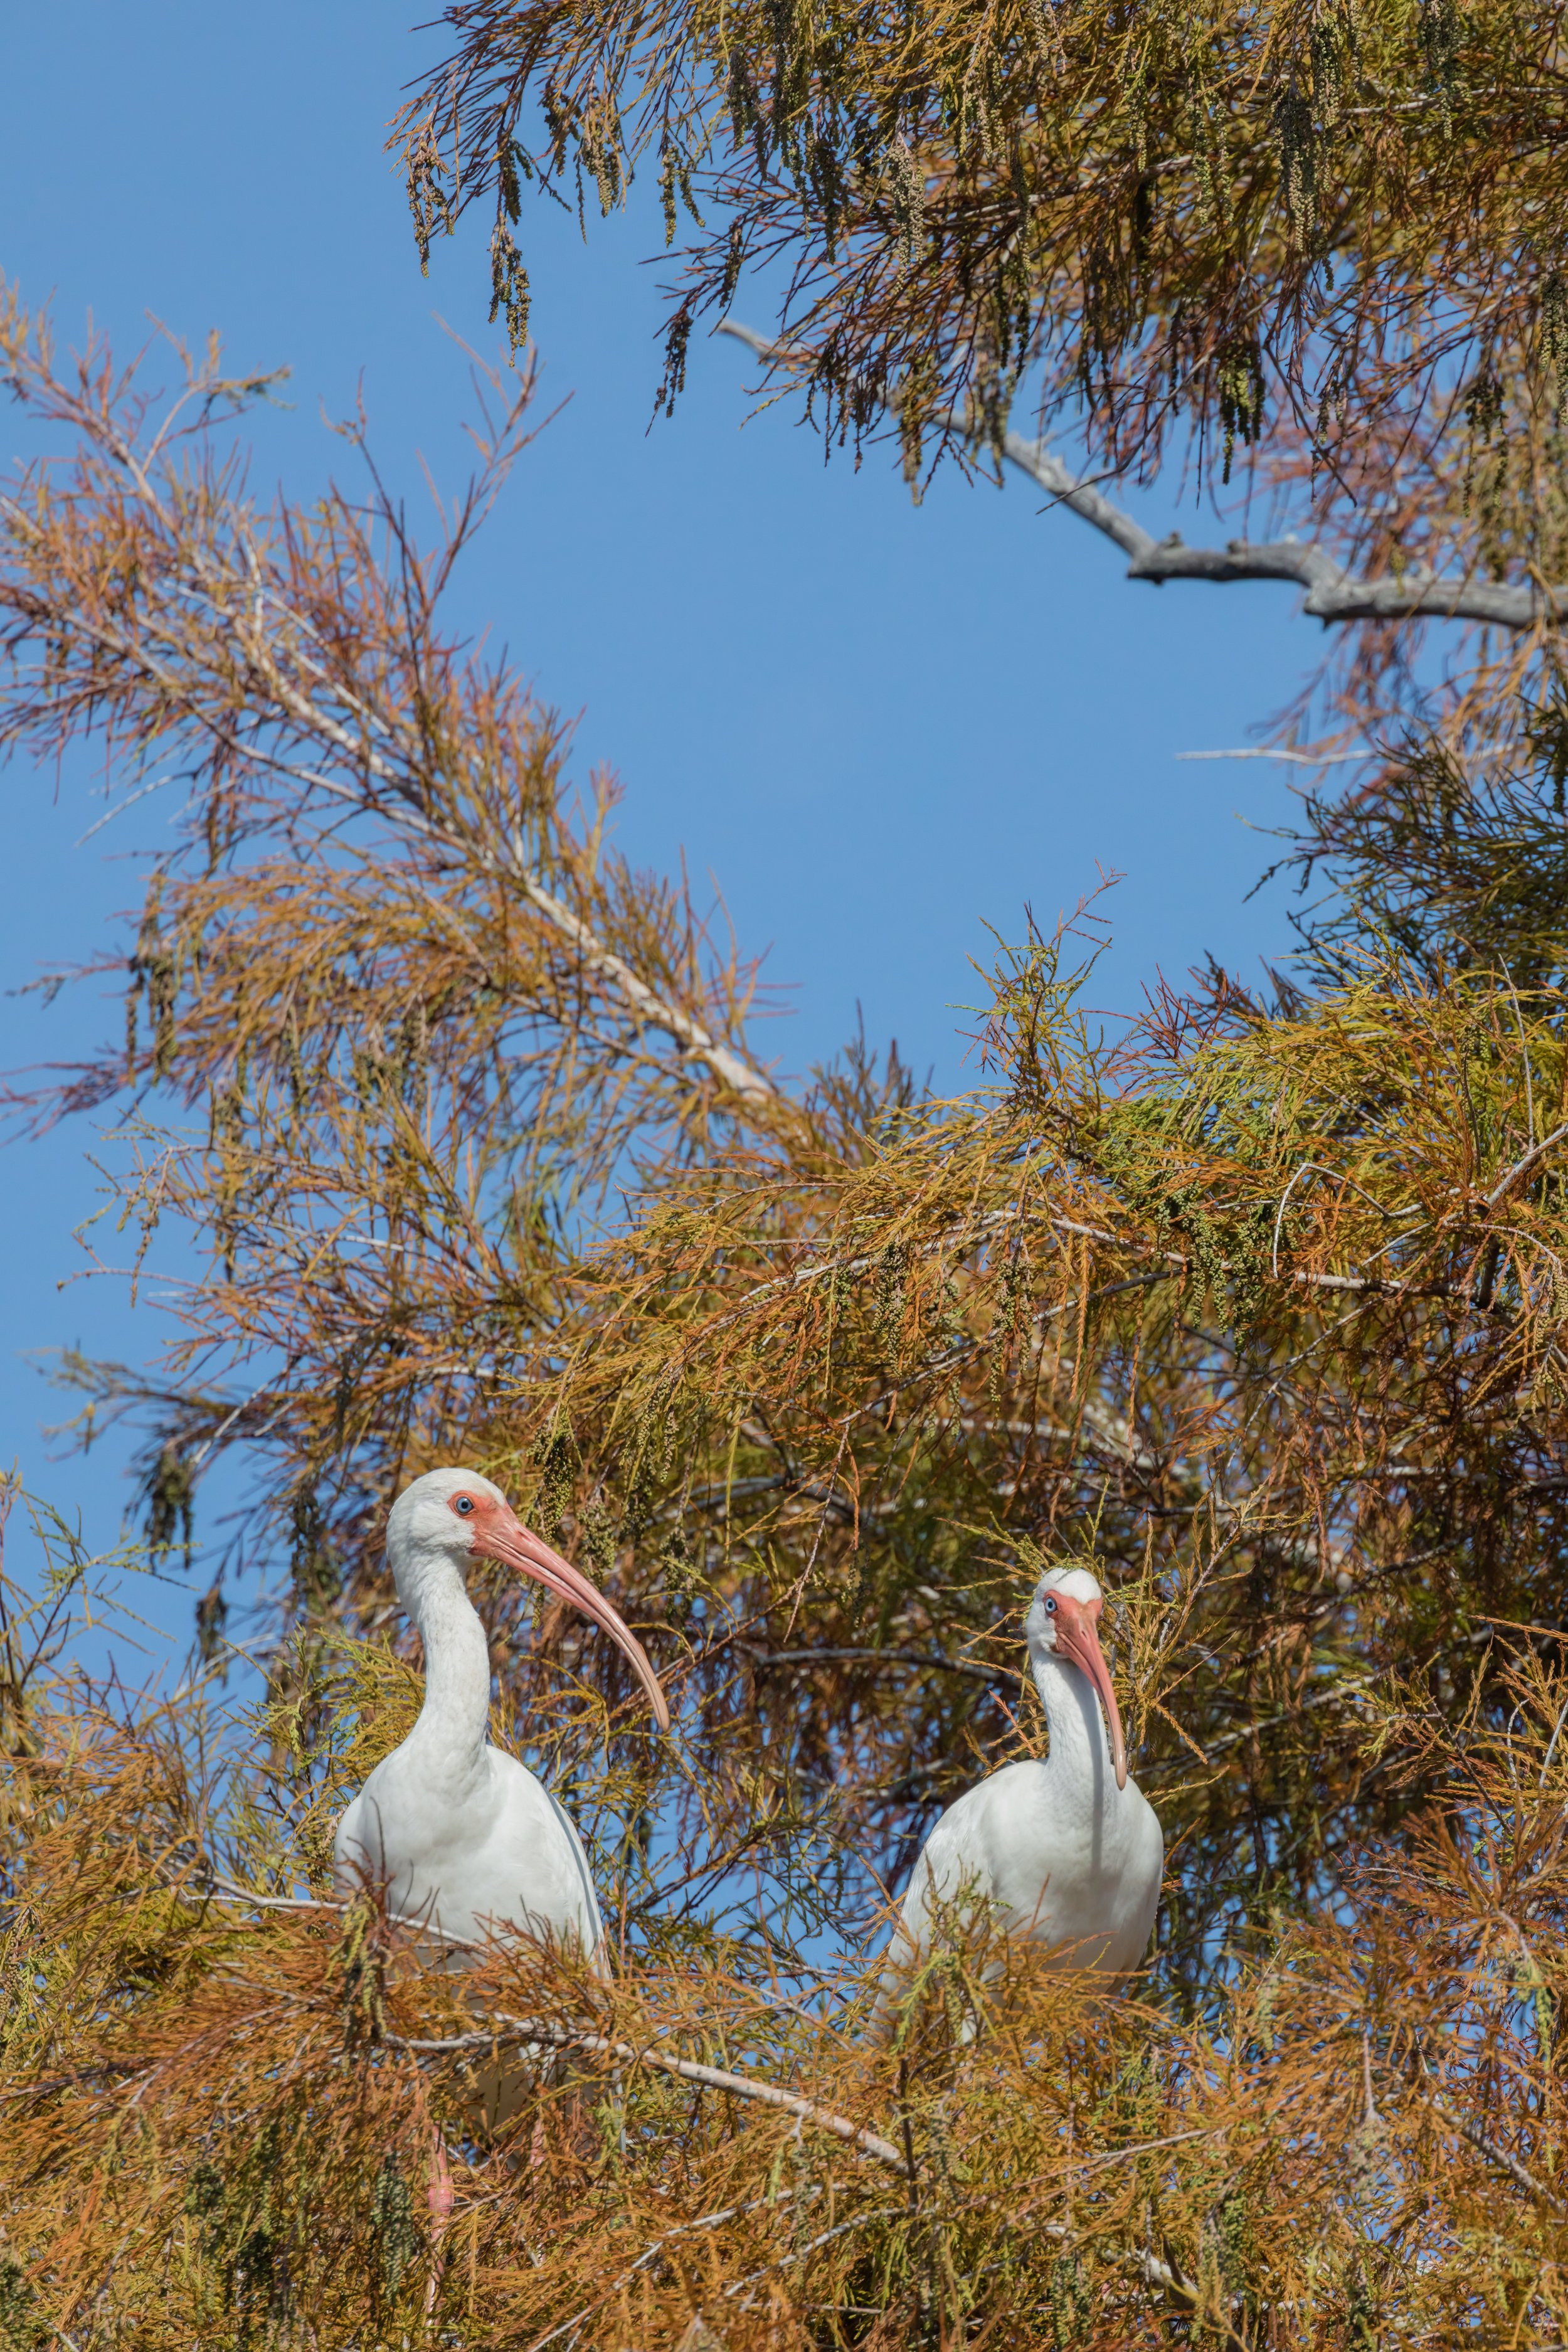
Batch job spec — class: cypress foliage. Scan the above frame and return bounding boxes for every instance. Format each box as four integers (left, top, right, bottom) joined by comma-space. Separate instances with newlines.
400, 0, 1568, 507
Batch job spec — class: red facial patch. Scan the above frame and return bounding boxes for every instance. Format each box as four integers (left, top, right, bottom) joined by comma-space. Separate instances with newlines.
447, 1489, 500, 1534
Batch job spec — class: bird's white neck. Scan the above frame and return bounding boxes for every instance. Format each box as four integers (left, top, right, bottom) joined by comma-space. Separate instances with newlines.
403, 1564, 492, 1791
1031, 1649, 1119, 1811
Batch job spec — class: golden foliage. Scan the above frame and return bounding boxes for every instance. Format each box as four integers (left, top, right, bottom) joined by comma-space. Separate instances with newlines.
7, 290, 1568, 1979
8, 1533, 1568, 2346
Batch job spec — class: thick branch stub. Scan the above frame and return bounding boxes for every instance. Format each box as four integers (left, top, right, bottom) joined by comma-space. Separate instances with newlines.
719, 324, 1566, 633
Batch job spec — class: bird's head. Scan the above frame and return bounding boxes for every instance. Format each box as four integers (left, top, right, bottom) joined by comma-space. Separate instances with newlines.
1024, 1564, 1128, 1790
386, 1467, 670, 1733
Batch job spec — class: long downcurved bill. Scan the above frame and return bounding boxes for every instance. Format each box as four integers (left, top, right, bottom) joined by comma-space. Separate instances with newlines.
480, 1515, 671, 1734
1056, 1604, 1128, 1790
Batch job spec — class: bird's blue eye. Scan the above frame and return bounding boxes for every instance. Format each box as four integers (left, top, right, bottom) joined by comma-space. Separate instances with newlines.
453, 1495, 475, 1517
1043, 1596, 1057, 1614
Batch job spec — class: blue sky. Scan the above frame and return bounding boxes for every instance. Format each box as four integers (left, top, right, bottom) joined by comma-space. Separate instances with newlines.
1, 4, 1322, 1644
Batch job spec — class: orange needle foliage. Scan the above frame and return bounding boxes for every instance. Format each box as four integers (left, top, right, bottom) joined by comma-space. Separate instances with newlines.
8, 1511, 1568, 2346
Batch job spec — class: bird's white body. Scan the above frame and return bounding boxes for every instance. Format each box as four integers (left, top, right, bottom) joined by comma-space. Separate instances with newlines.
333, 1469, 667, 1959
889, 1567, 1163, 1983
333, 1573, 604, 1952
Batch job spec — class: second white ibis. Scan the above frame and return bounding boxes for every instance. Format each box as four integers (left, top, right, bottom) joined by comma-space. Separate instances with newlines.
884, 1565, 1162, 1996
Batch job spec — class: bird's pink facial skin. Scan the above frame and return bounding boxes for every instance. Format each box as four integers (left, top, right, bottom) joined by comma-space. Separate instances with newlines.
450, 1490, 672, 1734
1047, 1592, 1128, 1790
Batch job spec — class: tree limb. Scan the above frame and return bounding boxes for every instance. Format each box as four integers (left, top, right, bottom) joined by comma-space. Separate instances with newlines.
719, 324, 1565, 633
1487, 1119, 1568, 1211
3, 517, 778, 1109
393, 2016, 913, 2175
1428, 2088, 1565, 2213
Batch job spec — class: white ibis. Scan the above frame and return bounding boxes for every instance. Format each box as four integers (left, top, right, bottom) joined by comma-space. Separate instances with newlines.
882, 1565, 1162, 2004
333, 1467, 669, 1957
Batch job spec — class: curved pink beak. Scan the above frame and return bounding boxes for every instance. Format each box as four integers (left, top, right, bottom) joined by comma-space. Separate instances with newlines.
479, 1512, 670, 1734
1054, 1597, 1128, 1790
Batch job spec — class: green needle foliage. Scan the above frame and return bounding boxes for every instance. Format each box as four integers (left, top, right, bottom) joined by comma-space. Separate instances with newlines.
9, 287, 1568, 2336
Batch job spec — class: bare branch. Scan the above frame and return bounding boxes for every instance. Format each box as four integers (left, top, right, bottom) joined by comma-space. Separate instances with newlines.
0, 498, 777, 1110
1428, 2090, 1565, 2214
393, 2017, 913, 2175
505, 864, 776, 1103
719, 324, 1567, 633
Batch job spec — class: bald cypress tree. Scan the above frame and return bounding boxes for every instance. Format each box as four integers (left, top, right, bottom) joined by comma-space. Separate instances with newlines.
7, 235, 1568, 2334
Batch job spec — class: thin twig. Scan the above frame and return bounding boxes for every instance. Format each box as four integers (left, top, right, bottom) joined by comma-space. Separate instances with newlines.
1487, 1121, 1568, 1212
742, 1645, 1024, 1689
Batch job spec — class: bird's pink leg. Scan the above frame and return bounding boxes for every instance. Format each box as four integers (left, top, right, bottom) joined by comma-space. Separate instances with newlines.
424, 2129, 454, 2323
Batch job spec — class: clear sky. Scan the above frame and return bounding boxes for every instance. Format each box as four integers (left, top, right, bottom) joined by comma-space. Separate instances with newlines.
1, 4, 1322, 1640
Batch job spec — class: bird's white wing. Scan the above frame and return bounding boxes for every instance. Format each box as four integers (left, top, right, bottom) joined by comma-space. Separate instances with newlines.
872, 1781, 999, 2030
329, 1748, 608, 1959
332, 1789, 366, 1889
544, 1784, 608, 1968
894, 1777, 1012, 1942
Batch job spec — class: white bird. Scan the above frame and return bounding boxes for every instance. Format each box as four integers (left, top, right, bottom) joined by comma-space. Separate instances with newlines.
884, 1565, 1163, 1999
333, 1466, 670, 1958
